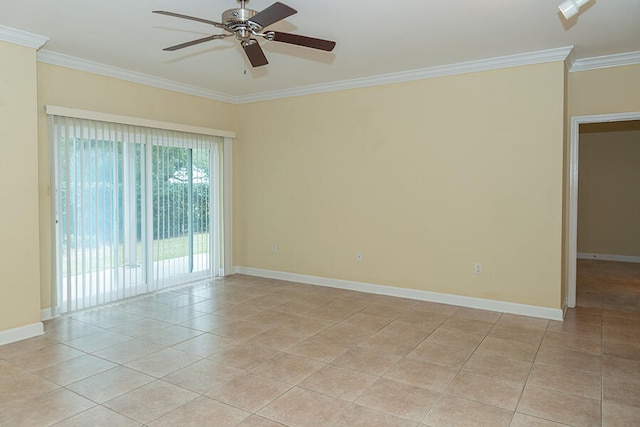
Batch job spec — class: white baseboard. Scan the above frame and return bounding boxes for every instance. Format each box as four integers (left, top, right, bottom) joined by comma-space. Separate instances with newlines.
0, 322, 44, 346
577, 252, 640, 264
234, 266, 564, 321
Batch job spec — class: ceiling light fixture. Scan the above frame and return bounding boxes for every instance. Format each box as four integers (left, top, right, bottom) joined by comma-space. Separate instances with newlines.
558, 0, 591, 19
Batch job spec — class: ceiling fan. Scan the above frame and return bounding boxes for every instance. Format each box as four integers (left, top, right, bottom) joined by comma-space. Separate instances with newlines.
153, 0, 336, 67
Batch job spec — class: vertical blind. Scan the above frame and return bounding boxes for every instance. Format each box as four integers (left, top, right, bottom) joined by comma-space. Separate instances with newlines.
49, 114, 226, 313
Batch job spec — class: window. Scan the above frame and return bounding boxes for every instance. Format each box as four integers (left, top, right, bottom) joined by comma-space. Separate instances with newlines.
48, 109, 232, 313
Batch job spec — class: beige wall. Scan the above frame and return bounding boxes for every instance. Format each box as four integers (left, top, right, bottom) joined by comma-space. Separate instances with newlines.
577, 125, 640, 257
0, 41, 42, 331
36, 63, 236, 309
568, 64, 640, 116
234, 62, 566, 309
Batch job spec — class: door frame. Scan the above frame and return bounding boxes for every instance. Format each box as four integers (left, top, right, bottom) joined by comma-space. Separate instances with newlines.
566, 111, 640, 308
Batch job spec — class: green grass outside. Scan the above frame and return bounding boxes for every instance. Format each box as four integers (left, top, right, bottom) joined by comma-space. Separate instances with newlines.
62, 232, 209, 276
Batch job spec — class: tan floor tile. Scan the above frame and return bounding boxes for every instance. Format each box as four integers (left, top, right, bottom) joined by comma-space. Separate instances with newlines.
250, 327, 307, 350
8, 344, 85, 372
535, 346, 602, 375
357, 331, 422, 357
541, 331, 602, 355
163, 359, 246, 394
518, 384, 601, 427
210, 320, 272, 340
377, 320, 437, 341
603, 340, 640, 361
35, 354, 117, 386
318, 324, 376, 345
109, 318, 172, 337
171, 332, 237, 357
440, 317, 495, 336
546, 320, 602, 340
148, 396, 250, 427
251, 353, 325, 385
497, 313, 550, 330
285, 335, 350, 363
53, 405, 142, 427
464, 351, 532, 382
527, 363, 601, 400
271, 299, 322, 316
65, 331, 132, 353
300, 365, 377, 401
424, 327, 484, 351
355, 378, 439, 422
341, 313, 394, 332
0, 387, 95, 427
410, 300, 458, 316
125, 347, 201, 378
384, 358, 457, 392
0, 370, 59, 404
510, 412, 571, 426
407, 341, 474, 369
207, 373, 292, 412
179, 313, 232, 332
445, 371, 524, 410
66, 366, 155, 403
563, 309, 602, 326
489, 324, 546, 346
236, 415, 287, 427
603, 354, 640, 382
359, 304, 406, 321
208, 342, 280, 369
602, 401, 640, 426
424, 395, 513, 427
603, 375, 640, 408
92, 338, 165, 364
279, 316, 334, 336
332, 346, 402, 376
258, 387, 350, 427
44, 319, 104, 343
477, 336, 539, 362
453, 307, 502, 322
71, 308, 143, 329
333, 403, 419, 427
103, 380, 198, 424
139, 325, 203, 346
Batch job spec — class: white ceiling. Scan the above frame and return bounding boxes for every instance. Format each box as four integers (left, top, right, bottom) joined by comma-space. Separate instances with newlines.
1, 0, 639, 98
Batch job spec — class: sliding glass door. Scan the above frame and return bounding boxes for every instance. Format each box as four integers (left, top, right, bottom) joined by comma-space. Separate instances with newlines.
50, 116, 224, 313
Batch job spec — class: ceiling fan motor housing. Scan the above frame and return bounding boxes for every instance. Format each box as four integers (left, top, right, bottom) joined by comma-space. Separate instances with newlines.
222, 8, 262, 41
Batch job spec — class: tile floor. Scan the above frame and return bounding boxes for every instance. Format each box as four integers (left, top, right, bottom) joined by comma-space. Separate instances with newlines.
0, 263, 639, 426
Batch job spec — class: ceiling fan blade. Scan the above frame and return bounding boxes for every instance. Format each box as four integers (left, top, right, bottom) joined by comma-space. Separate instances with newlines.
250, 2, 297, 28
243, 40, 269, 67
153, 10, 224, 28
163, 34, 229, 51
270, 32, 336, 52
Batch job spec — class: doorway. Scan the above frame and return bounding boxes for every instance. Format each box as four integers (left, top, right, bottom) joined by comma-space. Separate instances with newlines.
567, 112, 640, 308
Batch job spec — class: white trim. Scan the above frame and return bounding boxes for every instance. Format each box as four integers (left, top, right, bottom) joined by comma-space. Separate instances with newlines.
0, 322, 44, 346
567, 111, 640, 308
40, 307, 60, 321
38, 46, 573, 104
237, 46, 574, 103
223, 138, 234, 276
235, 266, 564, 321
570, 50, 640, 72
577, 253, 640, 264
45, 105, 235, 139
37, 50, 236, 104
0, 24, 48, 49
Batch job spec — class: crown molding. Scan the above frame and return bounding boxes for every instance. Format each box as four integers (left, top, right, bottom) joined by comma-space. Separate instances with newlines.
569, 50, 640, 72
0, 25, 48, 49
236, 46, 575, 103
37, 46, 574, 105
37, 50, 236, 104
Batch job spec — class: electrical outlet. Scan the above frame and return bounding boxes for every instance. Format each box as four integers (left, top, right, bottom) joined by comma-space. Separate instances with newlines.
271, 244, 278, 253
474, 262, 482, 275
356, 251, 363, 262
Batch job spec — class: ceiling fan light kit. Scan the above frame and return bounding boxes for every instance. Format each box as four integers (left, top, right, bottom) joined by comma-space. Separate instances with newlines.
558, 0, 591, 19
153, 0, 335, 67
